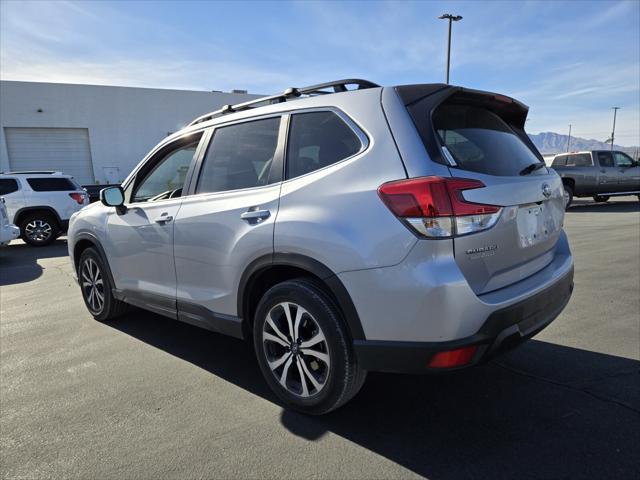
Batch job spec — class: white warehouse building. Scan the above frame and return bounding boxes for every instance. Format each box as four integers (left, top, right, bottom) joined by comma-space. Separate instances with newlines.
0, 81, 259, 185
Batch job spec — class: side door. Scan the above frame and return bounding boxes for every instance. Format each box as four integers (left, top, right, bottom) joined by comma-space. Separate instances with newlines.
103, 131, 205, 317
173, 115, 285, 331
0, 178, 23, 222
613, 151, 640, 192
595, 151, 621, 192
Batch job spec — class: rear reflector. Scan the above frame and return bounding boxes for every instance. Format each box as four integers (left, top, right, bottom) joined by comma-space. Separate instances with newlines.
428, 346, 478, 368
378, 176, 501, 238
69, 192, 86, 205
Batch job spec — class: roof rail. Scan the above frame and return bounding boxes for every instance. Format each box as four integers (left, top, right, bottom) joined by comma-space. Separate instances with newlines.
1, 170, 62, 175
188, 78, 379, 127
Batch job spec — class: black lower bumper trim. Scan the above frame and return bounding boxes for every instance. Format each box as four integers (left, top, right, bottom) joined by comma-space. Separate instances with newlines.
353, 266, 574, 373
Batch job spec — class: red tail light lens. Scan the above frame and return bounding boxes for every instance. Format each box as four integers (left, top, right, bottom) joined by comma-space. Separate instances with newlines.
428, 345, 478, 368
69, 192, 86, 205
378, 176, 501, 238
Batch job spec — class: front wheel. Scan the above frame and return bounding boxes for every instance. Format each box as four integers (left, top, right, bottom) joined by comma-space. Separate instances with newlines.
593, 195, 610, 203
253, 279, 366, 415
78, 248, 130, 321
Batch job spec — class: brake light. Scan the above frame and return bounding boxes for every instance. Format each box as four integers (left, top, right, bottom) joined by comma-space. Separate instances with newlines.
428, 346, 478, 368
378, 177, 501, 238
69, 192, 86, 205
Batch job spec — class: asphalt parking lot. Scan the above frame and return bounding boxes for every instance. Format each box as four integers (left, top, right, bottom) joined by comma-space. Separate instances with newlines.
1, 197, 639, 479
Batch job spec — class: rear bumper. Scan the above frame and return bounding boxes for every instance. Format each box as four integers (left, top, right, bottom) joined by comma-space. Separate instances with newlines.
353, 264, 574, 373
0, 225, 20, 245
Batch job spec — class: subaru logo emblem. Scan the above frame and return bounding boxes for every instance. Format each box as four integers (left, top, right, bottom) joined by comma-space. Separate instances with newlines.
542, 183, 552, 198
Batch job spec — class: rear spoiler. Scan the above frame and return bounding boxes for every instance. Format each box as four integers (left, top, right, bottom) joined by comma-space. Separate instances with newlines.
394, 84, 540, 165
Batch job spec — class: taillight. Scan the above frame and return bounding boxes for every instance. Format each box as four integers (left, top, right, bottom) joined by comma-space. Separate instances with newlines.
69, 192, 86, 205
378, 176, 501, 238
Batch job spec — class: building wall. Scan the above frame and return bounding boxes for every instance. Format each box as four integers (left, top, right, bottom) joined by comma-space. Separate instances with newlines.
0, 81, 259, 184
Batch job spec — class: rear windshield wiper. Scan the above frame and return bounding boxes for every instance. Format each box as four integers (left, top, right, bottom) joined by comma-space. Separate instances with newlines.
519, 162, 545, 176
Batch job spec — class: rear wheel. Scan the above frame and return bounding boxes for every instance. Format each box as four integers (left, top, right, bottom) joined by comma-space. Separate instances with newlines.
78, 248, 130, 321
563, 184, 573, 210
593, 195, 610, 203
20, 212, 59, 246
253, 279, 365, 415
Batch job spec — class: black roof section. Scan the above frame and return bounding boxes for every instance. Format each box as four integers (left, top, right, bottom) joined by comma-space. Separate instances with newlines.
188, 79, 380, 127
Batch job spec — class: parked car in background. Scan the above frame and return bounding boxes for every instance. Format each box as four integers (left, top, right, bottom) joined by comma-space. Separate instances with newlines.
68, 79, 574, 414
550, 151, 640, 208
0, 197, 20, 246
0, 171, 89, 246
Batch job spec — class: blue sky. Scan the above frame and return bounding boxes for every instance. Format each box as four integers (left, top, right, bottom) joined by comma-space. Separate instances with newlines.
1, 0, 639, 145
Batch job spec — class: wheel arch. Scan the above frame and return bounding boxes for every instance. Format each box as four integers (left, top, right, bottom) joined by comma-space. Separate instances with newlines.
72, 233, 117, 291
14, 206, 62, 228
238, 253, 365, 342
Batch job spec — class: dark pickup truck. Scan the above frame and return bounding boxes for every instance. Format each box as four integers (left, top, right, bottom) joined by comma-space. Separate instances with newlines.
550, 150, 640, 208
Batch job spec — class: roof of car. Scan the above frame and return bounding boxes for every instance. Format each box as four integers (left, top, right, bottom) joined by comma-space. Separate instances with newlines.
0, 171, 73, 178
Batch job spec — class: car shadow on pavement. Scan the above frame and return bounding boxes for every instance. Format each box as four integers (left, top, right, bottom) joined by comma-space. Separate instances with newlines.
568, 198, 640, 213
109, 311, 640, 480
0, 240, 68, 286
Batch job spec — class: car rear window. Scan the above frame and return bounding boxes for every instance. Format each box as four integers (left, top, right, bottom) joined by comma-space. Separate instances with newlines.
566, 154, 592, 167
552, 155, 567, 166
432, 104, 541, 176
27, 177, 78, 192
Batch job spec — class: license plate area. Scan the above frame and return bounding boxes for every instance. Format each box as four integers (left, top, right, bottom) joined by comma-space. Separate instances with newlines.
516, 202, 560, 248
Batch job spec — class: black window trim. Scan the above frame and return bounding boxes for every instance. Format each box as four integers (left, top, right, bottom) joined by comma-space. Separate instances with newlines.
282, 106, 370, 183
124, 130, 207, 205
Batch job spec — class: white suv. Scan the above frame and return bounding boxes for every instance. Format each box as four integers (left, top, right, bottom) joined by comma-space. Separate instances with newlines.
0, 171, 89, 246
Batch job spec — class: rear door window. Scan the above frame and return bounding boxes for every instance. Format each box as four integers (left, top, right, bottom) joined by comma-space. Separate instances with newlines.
0, 178, 19, 195
433, 104, 541, 176
597, 152, 614, 167
286, 111, 362, 179
27, 177, 78, 191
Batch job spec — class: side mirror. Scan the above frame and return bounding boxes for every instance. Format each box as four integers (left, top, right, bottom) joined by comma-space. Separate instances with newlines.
100, 186, 126, 214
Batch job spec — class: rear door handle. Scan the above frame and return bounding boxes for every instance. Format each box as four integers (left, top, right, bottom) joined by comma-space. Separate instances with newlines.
155, 213, 173, 224
240, 209, 271, 223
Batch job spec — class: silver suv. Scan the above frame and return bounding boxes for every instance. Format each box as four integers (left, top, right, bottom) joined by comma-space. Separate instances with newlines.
68, 79, 574, 414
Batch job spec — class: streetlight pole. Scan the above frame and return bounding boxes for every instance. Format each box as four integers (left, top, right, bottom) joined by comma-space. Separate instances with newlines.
567, 124, 572, 152
438, 14, 463, 84
610, 107, 621, 151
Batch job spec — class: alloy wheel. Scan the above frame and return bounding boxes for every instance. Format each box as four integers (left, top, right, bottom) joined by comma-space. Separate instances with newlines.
81, 258, 105, 313
24, 220, 52, 243
262, 302, 331, 398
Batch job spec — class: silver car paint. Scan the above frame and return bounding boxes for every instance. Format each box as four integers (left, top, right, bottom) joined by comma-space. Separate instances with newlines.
68, 84, 574, 348
338, 230, 572, 342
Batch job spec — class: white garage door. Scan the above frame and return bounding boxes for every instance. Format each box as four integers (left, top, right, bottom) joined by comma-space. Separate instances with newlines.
5, 127, 95, 185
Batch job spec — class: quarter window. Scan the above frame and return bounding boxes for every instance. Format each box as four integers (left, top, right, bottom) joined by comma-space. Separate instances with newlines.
0, 178, 19, 195
27, 177, 79, 191
196, 117, 281, 194
286, 111, 361, 179
132, 135, 202, 203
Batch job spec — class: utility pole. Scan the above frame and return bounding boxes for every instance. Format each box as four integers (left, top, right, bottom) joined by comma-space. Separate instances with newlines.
567, 124, 572, 152
438, 14, 463, 84
610, 107, 621, 151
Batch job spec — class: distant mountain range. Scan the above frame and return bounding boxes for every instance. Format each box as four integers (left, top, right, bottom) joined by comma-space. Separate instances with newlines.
528, 132, 639, 156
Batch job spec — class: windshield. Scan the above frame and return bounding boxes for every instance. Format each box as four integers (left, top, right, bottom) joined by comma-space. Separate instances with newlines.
433, 104, 542, 176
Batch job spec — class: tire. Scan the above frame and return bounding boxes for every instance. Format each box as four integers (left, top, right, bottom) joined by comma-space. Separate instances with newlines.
593, 195, 610, 203
253, 278, 366, 415
78, 247, 130, 321
19, 212, 59, 246
563, 184, 573, 210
